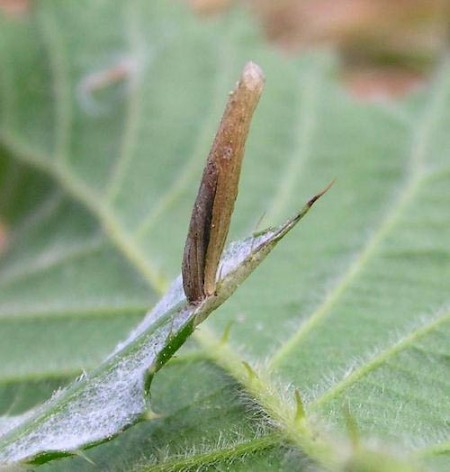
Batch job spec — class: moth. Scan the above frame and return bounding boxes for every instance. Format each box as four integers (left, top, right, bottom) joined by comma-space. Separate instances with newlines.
182, 62, 265, 302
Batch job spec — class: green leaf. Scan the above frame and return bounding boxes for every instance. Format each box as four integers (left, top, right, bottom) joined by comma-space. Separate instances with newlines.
0, 208, 313, 465
0, 1, 449, 471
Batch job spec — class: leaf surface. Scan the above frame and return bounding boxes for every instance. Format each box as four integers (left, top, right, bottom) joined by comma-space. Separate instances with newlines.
0, 1, 449, 470
0, 210, 310, 464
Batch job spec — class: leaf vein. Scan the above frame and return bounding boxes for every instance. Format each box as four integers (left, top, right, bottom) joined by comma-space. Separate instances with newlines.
263, 66, 322, 224
0, 236, 104, 288
37, 6, 72, 164
268, 66, 450, 369
141, 434, 279, 472
105, 0, 144, 202
0, 131, 167, 293
310, 307, 450, 408
134, 25, 239, 240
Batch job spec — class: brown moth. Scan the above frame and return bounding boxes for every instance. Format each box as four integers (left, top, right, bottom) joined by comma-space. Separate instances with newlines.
182, 62, 265, 302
